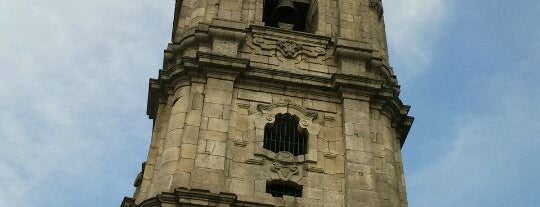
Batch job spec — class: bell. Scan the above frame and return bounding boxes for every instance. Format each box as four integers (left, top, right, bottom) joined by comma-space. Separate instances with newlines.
271, 0, 299, 25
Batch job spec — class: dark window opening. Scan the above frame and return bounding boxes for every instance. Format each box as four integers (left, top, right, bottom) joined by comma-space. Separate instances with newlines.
266, 180, 303, 197
263, 0, 312, 32
264, 113, 308, 156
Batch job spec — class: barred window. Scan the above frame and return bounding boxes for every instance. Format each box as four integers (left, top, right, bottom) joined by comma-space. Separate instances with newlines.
266, 180, 303, 197
264, 113, 308, 156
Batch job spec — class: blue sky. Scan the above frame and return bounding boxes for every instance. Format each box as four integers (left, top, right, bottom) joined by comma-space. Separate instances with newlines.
0, 0, 538, 206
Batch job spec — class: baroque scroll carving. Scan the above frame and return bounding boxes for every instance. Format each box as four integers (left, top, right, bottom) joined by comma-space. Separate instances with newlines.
267, 152, 305, 182
251, 37, 326, 60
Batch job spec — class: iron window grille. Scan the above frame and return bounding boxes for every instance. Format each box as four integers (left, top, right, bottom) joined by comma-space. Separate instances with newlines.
264, 113, 308, 156
266, 180, 303, 197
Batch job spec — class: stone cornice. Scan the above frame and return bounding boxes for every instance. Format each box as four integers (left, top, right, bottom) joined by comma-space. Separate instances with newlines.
121, 188, 276, 207
147, 55, 410, 125
197, 52, 250, 76
249, 25, 332, 46
335, 38, 374, 60
167, 23, 399, 84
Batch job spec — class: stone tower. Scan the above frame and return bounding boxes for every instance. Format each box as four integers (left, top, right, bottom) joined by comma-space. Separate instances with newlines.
121, 0, 413, 206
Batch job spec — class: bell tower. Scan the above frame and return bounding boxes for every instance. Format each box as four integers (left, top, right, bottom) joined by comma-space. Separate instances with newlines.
121, 0, 413, 206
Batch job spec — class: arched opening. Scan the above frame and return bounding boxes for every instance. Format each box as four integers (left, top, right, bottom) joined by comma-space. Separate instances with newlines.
262, 0, 314, 32
264, 113, 308, 156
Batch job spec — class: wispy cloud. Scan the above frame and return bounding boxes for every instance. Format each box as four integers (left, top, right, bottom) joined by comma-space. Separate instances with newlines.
406, 38, 540, 206
384, 0, 451, 81
0, 0, 173, 206
384, 1, 540, 206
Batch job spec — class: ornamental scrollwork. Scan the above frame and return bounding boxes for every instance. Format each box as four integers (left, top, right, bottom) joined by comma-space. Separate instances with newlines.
271, 162, 300, 181
277, 40, 303, 58
251, 37, 326, 60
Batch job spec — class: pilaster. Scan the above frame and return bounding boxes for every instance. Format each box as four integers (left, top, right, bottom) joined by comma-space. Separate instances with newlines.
125, 1, 414, 206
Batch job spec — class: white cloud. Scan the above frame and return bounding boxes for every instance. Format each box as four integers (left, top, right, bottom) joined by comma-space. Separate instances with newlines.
384, 1, 540, 205
384, 0, 451, 81
0, 0, 173, 206
406, 54, 540, 206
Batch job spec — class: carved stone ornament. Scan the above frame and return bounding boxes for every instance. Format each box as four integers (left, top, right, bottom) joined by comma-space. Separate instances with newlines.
266, 114, 275, 122
277, 40, 302, 58
251, 37, 326, 60
276, 151, 295, 162
300, 120, 309, 127
271, 162, 300, 181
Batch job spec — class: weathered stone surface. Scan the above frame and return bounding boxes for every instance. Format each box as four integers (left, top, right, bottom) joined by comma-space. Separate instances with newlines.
124, 1, 414, 206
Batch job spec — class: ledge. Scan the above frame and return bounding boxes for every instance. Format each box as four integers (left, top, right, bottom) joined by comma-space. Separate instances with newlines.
121, 188, 276, 207
147, 55, 412, 138
249, 25, 332, 45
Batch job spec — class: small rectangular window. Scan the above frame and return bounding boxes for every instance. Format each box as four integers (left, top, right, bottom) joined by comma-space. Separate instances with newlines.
266, 180, 303, 197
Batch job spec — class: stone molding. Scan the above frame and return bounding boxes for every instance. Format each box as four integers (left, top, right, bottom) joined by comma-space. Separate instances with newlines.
130, 2, 412, 206
122, 188, 275, 207
253, 101, 321, 163
147, 23, 413, 144
147, 52, 412, 145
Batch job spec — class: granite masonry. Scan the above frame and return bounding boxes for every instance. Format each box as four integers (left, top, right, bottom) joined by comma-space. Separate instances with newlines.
121, 0, 413, 206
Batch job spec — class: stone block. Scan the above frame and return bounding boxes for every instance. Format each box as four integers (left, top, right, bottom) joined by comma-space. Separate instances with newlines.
213, 39, 240, 56
172, 171, 191, 187
205, 88, 233, 105
197, 138, 207, 154
342, 99, 361, 109
165, 129, 184, 147
254, 179, 266, 193
168, 112, 187, 131
177, 158, 195, 172
200, 129, 228, 141
186, 110, 202, 126
191, 93, 204, 110
171, 96, 191, 114
237, 89, 272, 103
346, 171, 375, 191
203, 102, 224, 118
231, 144, 253, 162
343, 109, 369, 124
181, 144, 198, 159
157, 174, 173, 192
336, 155, 345, 174
335, 140, 345, 155
160, 159, 178, 175
206, 140, 227, 156
191, 83, 206, 93
206, 78, 234, 91
223, 104, 232, 119
303, 186, 324, 200
229, 178, 254, 196
312, 174, 342, 192
320, 127, 337, 141
346, 150, 372, 165
345, 189, 379, 207
343, 124, 354, 137
207, 118, 230, 133
191, 167, 225, 186
229, 162, 253, 178
230, 113, 249, 130
182, 126, 200, 144
195, 154, 225, 170
323, 191, 344, 207
345, 135, 363, 151
161, 147, 181, 163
